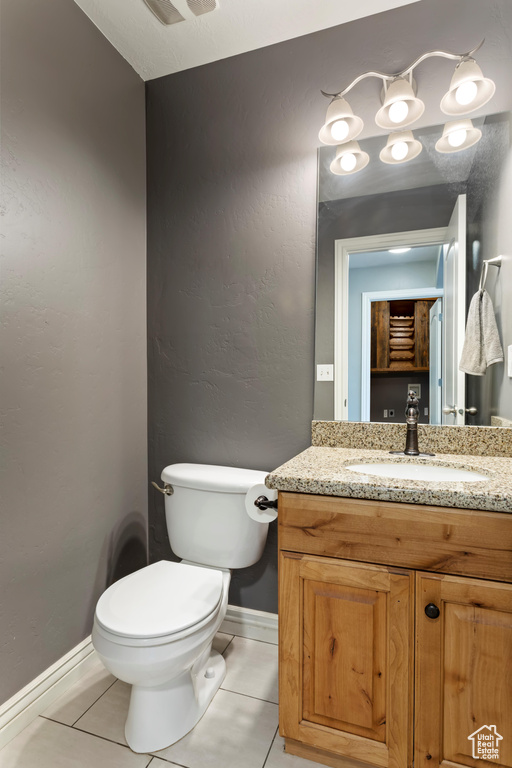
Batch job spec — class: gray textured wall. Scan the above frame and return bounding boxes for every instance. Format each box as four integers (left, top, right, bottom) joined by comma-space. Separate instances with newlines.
0, 0, 147, 702
147, 0, 512, 613
146, 48, 317, 614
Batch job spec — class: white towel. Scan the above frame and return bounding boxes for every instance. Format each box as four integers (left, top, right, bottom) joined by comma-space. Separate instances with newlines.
459, 289, 504, 376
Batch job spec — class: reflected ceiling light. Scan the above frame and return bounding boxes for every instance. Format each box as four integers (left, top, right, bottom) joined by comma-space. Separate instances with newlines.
440, 58, 496, 116
379, 130, 423, 164
435, 119, 482, 153
318, 97, 364, 145
375, 77, 425, 130
329, 141, 369, 175
389, 248, 411, 254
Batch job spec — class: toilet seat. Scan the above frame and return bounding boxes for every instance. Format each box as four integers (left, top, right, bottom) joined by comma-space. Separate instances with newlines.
95, 560, 224, 640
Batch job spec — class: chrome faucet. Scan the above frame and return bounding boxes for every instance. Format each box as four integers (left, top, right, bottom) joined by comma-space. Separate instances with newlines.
390, 391, 434, 457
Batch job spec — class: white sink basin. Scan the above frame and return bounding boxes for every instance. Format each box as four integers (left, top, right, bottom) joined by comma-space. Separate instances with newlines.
346, 462, 487, 483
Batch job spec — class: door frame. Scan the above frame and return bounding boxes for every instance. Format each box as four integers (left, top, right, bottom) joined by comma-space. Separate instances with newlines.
361, 287, 443, 422
334, 228, 448, 421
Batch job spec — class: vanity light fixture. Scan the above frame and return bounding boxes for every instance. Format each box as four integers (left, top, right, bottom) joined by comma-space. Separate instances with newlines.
379, 131, 423, 164
318, 97, 364, 145
435, 119, 482, 153
375, 77, 425, 130
319, 40, 495, 173
329, 141, 370, 175
440, 58, 496, 116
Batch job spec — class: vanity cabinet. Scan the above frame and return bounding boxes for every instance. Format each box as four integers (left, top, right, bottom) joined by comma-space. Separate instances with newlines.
278, 492, 512, 768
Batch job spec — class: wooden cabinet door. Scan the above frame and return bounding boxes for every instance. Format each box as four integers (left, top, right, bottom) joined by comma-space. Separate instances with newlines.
279, 552, 414, 768
371, 301, 390, 370
415, 573, 512, 768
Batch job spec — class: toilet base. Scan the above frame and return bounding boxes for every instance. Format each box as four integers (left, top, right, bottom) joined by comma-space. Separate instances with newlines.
125, 649, 226, 753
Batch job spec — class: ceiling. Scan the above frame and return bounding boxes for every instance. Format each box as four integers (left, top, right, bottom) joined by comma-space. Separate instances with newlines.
72, 0, 420, 81
350, 245, 441, 270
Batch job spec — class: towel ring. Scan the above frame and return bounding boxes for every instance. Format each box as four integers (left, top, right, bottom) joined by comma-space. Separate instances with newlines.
478, 255, 502, 292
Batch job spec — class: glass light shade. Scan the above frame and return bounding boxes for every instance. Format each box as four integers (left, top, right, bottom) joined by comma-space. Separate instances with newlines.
375, 77, 425, 130
379, 130, 422, 165
329, 141, 369, 175
440, 58, 495, 116
435, 119, 482, 153
319, 97, 364, 145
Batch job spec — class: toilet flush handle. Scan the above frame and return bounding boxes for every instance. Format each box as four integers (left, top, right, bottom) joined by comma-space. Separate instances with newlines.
151, 481, 174, 496
254, 495, 278, 511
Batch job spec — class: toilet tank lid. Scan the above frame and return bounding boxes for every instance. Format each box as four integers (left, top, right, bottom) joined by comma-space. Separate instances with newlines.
161, 463, 269, 493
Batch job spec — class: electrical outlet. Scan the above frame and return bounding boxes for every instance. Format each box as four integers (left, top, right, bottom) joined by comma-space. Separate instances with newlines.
388, 409, 395, 417
316, 364, 334, 381
383, 409, 388, 418
424, 407, 429, 416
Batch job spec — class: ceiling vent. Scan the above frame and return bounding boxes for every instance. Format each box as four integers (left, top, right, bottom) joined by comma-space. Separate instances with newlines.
186, 0, 218, 16
143, 0, 218, 25
143, 0, 185, 25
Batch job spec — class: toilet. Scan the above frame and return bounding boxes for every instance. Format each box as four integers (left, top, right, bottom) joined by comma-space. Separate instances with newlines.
92, 463, 272, 754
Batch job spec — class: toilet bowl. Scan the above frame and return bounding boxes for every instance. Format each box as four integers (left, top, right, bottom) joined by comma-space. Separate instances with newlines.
92, 463, 272, 753
93, 560, 231, 753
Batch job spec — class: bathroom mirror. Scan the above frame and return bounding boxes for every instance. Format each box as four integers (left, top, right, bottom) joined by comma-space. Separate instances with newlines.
314, 112, 511, 426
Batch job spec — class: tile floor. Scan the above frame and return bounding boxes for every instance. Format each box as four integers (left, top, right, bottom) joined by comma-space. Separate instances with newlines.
0, 632, 321, 768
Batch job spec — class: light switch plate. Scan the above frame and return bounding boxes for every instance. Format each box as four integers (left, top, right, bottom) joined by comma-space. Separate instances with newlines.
317, 364, 334, 381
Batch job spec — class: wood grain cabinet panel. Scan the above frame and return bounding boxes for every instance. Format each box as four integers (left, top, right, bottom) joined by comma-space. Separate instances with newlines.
415, 573, 512, 768
279, 552, 414, 768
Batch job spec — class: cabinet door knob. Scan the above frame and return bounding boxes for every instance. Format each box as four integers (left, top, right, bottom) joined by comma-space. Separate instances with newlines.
424, 603, 440, 619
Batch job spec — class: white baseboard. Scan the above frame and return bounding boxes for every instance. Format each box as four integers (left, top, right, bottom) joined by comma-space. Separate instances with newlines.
220, 605, 278, 644
0, 636, 97, 751
0, 604, 278, 751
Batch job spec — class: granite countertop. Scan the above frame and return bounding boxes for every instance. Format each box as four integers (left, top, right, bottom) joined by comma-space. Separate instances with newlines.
266, 446, 512, 513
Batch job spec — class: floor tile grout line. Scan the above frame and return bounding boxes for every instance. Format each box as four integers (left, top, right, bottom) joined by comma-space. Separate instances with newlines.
68, 677, 118, 728
262, 724, 280, 768
231, 635, 278, 647
72, 676, 119, 727
72, 722, 131, 749
221, 635, 235, 655
149, 756, 189, 767
37, 675, 118, 729
39, 715, 133, 751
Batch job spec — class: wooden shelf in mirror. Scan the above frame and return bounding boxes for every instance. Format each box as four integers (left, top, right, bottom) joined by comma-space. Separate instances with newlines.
371, 298, 436, 373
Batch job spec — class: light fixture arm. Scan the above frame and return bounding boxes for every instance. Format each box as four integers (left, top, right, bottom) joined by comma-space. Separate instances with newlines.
321, 39, 485, 99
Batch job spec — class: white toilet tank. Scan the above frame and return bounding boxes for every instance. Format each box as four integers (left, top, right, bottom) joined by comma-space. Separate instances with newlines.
161, 463, 271, 569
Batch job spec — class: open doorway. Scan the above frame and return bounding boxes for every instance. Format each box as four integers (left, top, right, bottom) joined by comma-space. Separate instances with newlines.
334, 196, 466, 423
